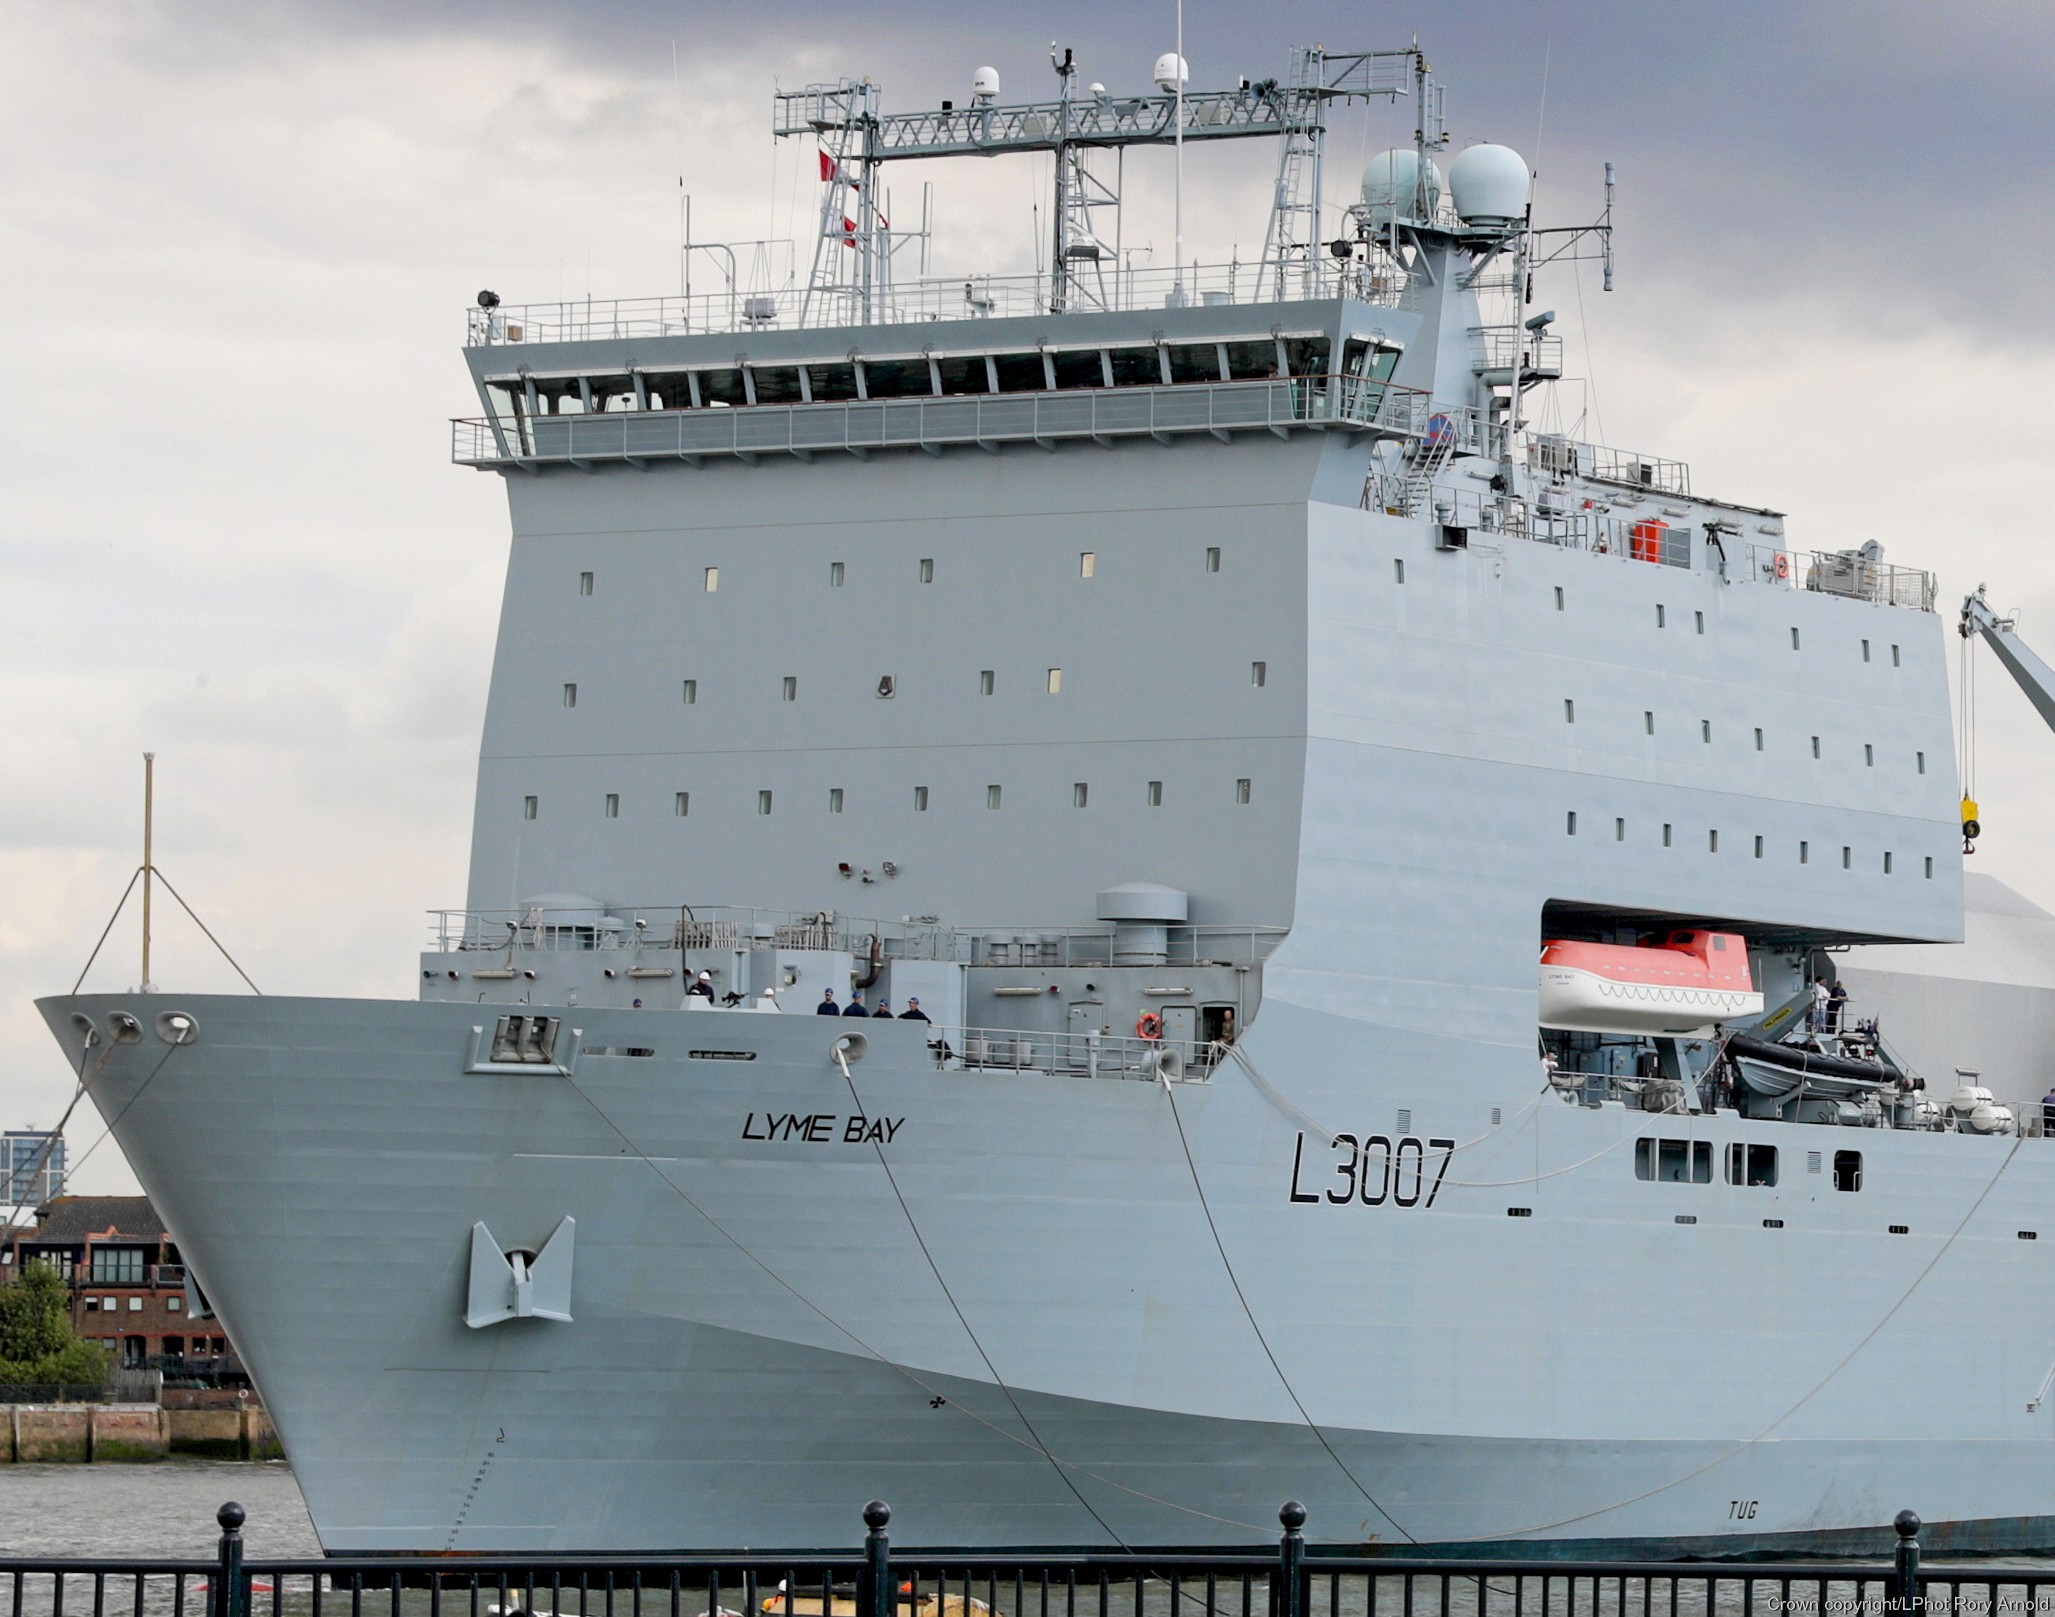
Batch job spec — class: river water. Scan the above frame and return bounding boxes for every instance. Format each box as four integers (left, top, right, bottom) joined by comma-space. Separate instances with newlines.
0, 1460, 319, 1557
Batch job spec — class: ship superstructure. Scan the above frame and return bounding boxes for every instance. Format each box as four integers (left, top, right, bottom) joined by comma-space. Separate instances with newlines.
41, 43, 2055, 1559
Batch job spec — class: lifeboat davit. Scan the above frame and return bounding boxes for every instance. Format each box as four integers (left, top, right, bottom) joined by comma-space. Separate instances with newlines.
1538, 929, 1763, 1035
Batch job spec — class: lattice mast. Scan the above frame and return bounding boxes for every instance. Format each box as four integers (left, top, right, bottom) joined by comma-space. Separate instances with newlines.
773, 80, 888, 326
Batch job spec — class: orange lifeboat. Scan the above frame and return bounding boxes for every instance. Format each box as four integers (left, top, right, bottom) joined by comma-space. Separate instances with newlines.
1538, 929, 1763, 1035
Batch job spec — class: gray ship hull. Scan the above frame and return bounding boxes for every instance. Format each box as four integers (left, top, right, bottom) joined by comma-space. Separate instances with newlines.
42, 990, 2055, 1557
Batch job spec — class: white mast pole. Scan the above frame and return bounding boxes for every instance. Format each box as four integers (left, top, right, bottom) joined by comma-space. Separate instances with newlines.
141, 752, 155, 993
1173, 0, 1184, 303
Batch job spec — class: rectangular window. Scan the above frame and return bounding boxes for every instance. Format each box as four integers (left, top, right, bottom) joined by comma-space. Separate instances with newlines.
1252, 661, 1268, 688
830, 561, 845, 587
1862, 639, 1871, 662
1553, 586, 1564, 610
704, 566, 719, 592
1884, 851, 1894, 874
1701, 719, 1712, 743
1755, 727, 1764, 751
1726, 1144, 1779, 1187
1147, 780, 1163, 807
1615, 817, 1625, 841
782, 676, 797, 702
1073, 783, 1088, 808
523, 796, 538, 821
562, 683, 577, 708
1708, 829, 1719, 852
1564, 699, 1575, 723
579, 571, 594, 596
919, 558, 935, 583
1865, 743, 1874, 767
1695, 611, 1704, 634
1892, 644, 1901, 667
1791, 626, 1801, 650
604, 792, 619, 819
1811, 735, 1821, 759
1207, 546, 1222, 573
980, 670, 995, 696
681, 678, 698, 705
828, 788, 844, 813
1236, 778, 1253, 805
1833, 1150, 1863, 1192
1566, 811, 1578, 836
914, 786, 929, 812
1644, 711, 1655, 735
757, 790, 773, 816
1755, 834, 1764, 859
91, 1248, 146, 1284
1843, 845, 1852, 869
1046, 668, 1062, 694
1079, 552, 1096, 578
1639, 1138, 1712, 1183
1917, 751, 1926, 774
1663, 823, 1673, 847
1925, 855, 1934, 878
674, 792, 689, 817
986, 784, 1002, 810
1656, 604, 1666, 628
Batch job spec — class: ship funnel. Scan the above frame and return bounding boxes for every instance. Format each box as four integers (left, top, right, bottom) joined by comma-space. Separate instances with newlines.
1448, 144, 1529, 231
1097, 882, 1188, 966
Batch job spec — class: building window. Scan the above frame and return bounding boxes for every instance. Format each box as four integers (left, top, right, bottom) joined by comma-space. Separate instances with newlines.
1080, 552, 1096, 578
782, 676, 797, 702
1073, 783, 1088, 808
563, 683, 578, 708
828, 788, 844, 813
919, 558, 934, 583
980, 670, 995, 696
757, 790, 773, 816
704, 566, 719, 592
681, 678, 698, 705
1206, 546, 1221, 573
1566, 811, 1578, 836
674, 792, 689, 817
1046, 668, 1062, 694
914, 786, 929, 811
604, 793, 619, 819
579, 571, 594, 596
830, 561, 845, 587
1147, 780, 1163, 807
167, 1296, 183, 1313
91, 1249, 146, 1285
523, 796, 538, 821
1236, 778, 1252, 805
1252, 661, 1267, 688
986, 784, 1002, 810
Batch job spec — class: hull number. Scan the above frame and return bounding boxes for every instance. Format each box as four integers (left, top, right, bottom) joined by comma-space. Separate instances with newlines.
1290, 1132, 1455, 1208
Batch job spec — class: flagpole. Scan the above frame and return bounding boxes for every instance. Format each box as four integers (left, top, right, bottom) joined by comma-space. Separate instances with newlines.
1173, 0, 1185, 303
141, 752, 155, 993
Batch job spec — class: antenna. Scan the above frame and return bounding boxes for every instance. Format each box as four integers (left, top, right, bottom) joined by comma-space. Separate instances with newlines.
141, 752, 155, 994
1173, 0, 1185, 304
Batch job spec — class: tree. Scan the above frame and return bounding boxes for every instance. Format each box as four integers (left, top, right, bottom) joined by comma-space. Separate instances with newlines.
0, 1261, 110, 1387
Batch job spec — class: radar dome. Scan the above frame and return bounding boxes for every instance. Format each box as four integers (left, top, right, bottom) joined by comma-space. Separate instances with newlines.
971, 65, 1000, 102
1359, 149, 1443, 226
1448, 144, 1529, 230
1153, 52, 1188, 92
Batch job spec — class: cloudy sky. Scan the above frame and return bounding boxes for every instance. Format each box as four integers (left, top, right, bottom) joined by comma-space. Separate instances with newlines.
3, 0, 2053, 1195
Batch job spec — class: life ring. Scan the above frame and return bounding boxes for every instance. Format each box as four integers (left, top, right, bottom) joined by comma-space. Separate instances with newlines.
1136, 1012, 1164, 1041
1774, 552, 1790, 580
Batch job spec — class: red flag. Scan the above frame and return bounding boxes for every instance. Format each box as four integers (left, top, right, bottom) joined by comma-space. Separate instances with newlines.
819, 149, 839, 183
841, 216, 858, 247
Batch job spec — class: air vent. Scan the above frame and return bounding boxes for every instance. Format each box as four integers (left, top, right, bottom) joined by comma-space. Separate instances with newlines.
1507, 1207, 1532, 1218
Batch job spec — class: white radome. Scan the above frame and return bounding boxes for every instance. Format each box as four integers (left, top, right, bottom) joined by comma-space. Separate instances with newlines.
971, 65, 1000, 102
1153, 52, 1188, 92
1360, 148, 1444, 226
1448, 142, 1529, 229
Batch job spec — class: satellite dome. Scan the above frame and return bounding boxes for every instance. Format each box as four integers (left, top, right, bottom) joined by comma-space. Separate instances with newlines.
1153, 52, 1188, 92
1359, 149, 1443, 226
1448, 144, 1529, 230
971, 65, 1000, 102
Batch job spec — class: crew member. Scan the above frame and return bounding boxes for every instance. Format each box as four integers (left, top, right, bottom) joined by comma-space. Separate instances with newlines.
842, 991, 871, 1017
687, 970, 715, 1000
816, 990, 841, 1016
899, 997, 931, 1023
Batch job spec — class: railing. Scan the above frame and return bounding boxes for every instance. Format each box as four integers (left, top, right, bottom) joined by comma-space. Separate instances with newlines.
1525, 434, 1691, 496
953, 1026, 1216, 1083
465, 261, 1411, 346
1745, 544, 1937, 612
0, 1499, 2021, 1617
429, 905, 1287, 971
454, 375, 1430, 469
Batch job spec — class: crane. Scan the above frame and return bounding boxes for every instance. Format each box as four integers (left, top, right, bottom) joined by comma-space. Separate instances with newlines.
1956, 587, 2055, 852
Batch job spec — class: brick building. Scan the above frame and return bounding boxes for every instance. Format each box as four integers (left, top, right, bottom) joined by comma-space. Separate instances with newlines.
0, 1195, 243, 1376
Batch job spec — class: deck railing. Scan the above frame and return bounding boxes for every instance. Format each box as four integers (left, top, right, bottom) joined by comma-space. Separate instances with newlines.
0, 1500, 2018, 1617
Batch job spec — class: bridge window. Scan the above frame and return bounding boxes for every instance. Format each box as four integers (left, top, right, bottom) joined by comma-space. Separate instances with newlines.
804, 362, 861, 402
1167, 343, 1225, 384
992, 352, 1047, 392
1223, 340, 1281, 380
862, 357, 934, 399
696, 368, 747, 408
1106, 347, 1161, 388
748, 367, 804, 405
1282, 336, 1332, 377
935, 354, 990, 394
1049, 348, 1107, 389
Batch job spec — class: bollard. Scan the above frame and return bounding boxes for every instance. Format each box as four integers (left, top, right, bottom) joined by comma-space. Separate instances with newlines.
212, 1502, 246, 1617
1275, 1502, 1307, 1617
861, 1501, 893, 1617
1894, 1510, 1922, 1616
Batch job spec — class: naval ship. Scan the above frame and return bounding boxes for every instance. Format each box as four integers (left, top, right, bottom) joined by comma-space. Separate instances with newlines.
38, 44, 2055, 1557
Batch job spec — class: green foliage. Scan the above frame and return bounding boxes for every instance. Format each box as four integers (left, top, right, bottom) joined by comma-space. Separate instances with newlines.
0, 1260, 110, 1386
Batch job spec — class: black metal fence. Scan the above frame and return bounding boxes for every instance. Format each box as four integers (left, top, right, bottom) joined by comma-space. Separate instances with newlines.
3, 1502, 2046, 1617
